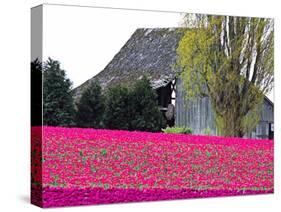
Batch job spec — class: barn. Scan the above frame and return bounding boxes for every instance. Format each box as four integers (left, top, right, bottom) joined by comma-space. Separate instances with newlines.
73, 28, 274, 139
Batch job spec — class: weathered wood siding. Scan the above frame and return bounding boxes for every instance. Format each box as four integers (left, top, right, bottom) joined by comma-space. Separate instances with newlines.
248, 98, 274, 139
175, 78, 217, 135
175, 78, 274, 139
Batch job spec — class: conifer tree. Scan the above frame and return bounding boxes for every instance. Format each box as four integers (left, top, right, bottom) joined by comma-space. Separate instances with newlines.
103, 85, 131, 130
129, 77, 165, 132
76, 81, 104, 128
43, 58, 75, 126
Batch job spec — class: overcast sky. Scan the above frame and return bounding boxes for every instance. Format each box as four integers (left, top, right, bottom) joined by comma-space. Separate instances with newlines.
42, 4, 273, 101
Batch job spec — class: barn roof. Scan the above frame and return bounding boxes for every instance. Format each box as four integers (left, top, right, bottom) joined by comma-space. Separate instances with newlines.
264, 95, 274, 107
73, 28, 185, 100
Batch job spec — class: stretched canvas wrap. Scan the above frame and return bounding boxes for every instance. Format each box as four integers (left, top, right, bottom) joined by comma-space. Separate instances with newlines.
31, 4, 274, 208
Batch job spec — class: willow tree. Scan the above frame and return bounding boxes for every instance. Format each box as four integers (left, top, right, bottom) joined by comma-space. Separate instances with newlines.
177, 14, 274, 137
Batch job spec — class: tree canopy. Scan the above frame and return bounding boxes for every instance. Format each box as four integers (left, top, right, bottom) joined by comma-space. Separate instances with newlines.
103, 85, 131, 130
43, 58, 75, 126
129, 77, 166, 132
103, 77, 165, 132
177, 14, 274, 137
76, 81, 105, 128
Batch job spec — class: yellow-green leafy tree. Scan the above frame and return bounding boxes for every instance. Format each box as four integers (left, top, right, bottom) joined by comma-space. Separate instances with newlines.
177, 14, 274, 137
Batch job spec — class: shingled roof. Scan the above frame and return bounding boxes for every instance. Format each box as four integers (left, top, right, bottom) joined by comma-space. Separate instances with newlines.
73, 28, 185, 101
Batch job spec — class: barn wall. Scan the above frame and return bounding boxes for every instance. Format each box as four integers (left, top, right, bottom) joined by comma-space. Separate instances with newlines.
175, 78, 217, 135
175, 78, 274, 139
247, 100, 274, 139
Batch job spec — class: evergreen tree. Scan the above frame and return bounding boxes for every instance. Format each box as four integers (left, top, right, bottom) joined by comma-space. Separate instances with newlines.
103, 85, 130, 130
76, 81, 105, 128
43, 58, 75, 126
129, 77, 165, 132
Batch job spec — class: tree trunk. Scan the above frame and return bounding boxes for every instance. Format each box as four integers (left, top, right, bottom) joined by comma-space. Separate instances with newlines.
218, 111, 245, 138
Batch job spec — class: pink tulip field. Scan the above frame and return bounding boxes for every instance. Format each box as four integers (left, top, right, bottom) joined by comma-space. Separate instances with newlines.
31, 126, 274, 207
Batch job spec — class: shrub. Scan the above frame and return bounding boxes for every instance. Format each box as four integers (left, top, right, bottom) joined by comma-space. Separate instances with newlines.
162, 126, 192, 134
203, 127, 212, 135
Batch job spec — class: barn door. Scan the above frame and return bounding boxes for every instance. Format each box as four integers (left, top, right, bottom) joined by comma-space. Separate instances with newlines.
268, 123, 274, 139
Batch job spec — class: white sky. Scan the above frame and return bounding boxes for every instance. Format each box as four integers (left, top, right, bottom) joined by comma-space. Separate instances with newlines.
42, 4, 273, 102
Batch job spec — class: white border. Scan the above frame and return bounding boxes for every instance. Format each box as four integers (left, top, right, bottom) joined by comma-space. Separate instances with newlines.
0, 0, 280, 211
